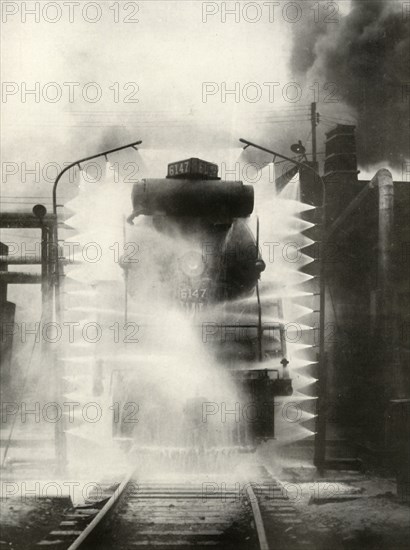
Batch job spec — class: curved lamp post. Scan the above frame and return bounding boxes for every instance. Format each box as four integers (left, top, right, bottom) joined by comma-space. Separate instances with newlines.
51, 139, 142, 472
52, 139, 142, 298
239, 138, 327, 472
52, 140, 142, 215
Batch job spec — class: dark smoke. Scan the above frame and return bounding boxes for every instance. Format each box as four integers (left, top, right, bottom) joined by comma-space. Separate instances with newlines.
290, 0, 409, 169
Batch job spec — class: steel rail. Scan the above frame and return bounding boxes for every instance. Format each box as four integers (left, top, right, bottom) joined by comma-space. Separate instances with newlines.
66, 467, 135, 550
38, 466, 274, 549
246, 483, 270, 550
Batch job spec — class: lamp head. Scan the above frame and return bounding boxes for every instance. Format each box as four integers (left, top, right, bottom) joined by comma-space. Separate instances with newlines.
290, 140, 306, 155
33, 204, 47, 219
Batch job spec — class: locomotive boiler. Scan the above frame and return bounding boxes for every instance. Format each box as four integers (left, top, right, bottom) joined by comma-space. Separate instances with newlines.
116, 157, 292, 447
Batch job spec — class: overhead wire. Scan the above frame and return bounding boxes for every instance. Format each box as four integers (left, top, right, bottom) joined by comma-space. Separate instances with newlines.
321, 115, 357, 125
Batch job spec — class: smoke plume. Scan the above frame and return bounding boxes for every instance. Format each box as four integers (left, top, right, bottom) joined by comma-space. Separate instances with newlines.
290, 0, 409, 169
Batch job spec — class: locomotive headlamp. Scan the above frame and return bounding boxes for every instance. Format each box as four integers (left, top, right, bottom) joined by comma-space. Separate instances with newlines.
179, 251, 205, 277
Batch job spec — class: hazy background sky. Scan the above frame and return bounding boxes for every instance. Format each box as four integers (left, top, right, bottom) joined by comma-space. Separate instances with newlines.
1, 0, 360, 203
1, 0, 408, 205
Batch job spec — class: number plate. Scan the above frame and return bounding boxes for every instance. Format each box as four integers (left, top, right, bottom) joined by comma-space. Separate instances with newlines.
179, 287, 207, 302
167, 158, 218, 179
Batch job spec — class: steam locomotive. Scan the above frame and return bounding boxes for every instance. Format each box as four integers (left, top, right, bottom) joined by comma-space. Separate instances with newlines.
116, 157, 292, 446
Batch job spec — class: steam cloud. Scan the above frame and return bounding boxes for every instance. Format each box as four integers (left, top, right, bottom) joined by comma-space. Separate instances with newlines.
290, 0, 409, 169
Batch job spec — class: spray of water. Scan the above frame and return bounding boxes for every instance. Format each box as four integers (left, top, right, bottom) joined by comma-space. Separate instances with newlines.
60, 150, 317, 478
62, 158, 245, 476
240, 161, 317, 464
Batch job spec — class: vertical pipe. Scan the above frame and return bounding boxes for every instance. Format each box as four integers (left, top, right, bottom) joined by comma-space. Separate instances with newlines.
375, 169, 395, 397
377, 169, 394, 293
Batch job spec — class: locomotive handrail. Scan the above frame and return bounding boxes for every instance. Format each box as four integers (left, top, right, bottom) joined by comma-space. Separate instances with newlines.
255, 216, 263, 362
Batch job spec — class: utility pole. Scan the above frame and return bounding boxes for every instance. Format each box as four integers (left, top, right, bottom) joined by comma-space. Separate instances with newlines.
310, 101, 326, 471
311, 102, 319, 166
240, 135, 328, 472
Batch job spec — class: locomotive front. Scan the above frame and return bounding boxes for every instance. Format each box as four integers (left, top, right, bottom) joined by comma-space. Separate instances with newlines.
118, 157, 292, 446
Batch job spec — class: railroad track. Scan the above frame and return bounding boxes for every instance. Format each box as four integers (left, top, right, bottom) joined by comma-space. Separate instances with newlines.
36, 465, 301, 549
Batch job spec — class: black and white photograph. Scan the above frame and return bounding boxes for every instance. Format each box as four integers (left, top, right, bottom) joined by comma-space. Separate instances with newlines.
1, 1, 409, 548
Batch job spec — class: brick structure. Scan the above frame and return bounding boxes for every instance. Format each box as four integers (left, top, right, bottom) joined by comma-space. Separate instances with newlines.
298, 125, 409, 479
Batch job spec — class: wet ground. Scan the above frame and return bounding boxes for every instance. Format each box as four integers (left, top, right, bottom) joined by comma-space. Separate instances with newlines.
281, 469, 410, 550
0, 496, 69, 550
1, 469, 409, 549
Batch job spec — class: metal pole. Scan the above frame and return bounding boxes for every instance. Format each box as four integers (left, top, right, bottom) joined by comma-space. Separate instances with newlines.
315, 204, 327, 472
311, 102, 317, 165
239, 138, 327, 471
40, 224, 49, 315
123, 215, 128, 325
51, 139, 142, 473
49, 216, 67, 474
